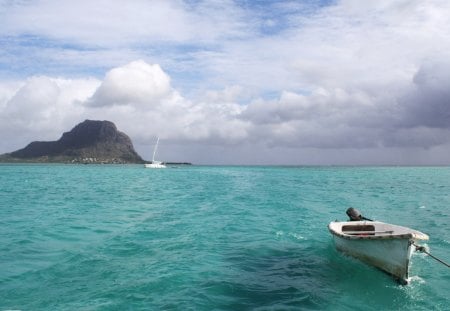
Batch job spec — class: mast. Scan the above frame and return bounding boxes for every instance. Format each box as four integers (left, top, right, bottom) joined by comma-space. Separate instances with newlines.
152, 137, 160, 162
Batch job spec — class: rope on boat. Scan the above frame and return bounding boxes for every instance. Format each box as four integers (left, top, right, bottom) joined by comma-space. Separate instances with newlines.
413, 243, 450, 268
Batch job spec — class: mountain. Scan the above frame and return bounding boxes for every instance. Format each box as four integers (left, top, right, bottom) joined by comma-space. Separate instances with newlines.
0, 120, 145, 163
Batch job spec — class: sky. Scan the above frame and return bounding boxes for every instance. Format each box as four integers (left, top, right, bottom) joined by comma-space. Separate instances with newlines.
1, 0, 450, 165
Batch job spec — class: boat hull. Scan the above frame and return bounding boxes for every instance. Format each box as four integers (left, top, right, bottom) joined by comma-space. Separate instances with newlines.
332, 234, 413, 283
144, 163, 166, 169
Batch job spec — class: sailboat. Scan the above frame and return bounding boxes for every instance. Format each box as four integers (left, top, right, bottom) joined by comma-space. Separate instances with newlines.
144, 137, 166, 168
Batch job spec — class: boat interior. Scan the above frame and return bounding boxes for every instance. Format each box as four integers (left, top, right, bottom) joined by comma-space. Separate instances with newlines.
342, 224, 376, 235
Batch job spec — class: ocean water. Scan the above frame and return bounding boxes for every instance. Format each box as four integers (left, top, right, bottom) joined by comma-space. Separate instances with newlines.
0, 165, 449, 310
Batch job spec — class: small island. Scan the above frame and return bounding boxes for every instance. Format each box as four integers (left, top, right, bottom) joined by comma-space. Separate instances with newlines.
0, 120, 145, 164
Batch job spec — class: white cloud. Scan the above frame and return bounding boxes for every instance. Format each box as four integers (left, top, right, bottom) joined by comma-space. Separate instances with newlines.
87, 60, 173, 108
84, 61, 250, 145
0, 61, 250, 150
0, 76, 100, 151
0, 0, 251, 46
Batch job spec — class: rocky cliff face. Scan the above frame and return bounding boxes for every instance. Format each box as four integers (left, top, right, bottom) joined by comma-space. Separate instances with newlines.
0, 120, 144, 163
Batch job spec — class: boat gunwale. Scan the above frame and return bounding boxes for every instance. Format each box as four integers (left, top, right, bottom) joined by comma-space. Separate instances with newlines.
328, 221, 429, 241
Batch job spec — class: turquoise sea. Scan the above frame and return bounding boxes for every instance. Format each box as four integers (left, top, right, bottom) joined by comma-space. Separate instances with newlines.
0, 165, 449, 310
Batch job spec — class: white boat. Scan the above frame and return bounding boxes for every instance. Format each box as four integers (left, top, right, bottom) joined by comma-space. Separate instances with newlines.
328, 210, 429, 284
144, 137, 166, 169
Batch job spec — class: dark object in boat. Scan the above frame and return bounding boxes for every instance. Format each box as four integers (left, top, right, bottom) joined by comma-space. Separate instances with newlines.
346, 207, 373, 221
